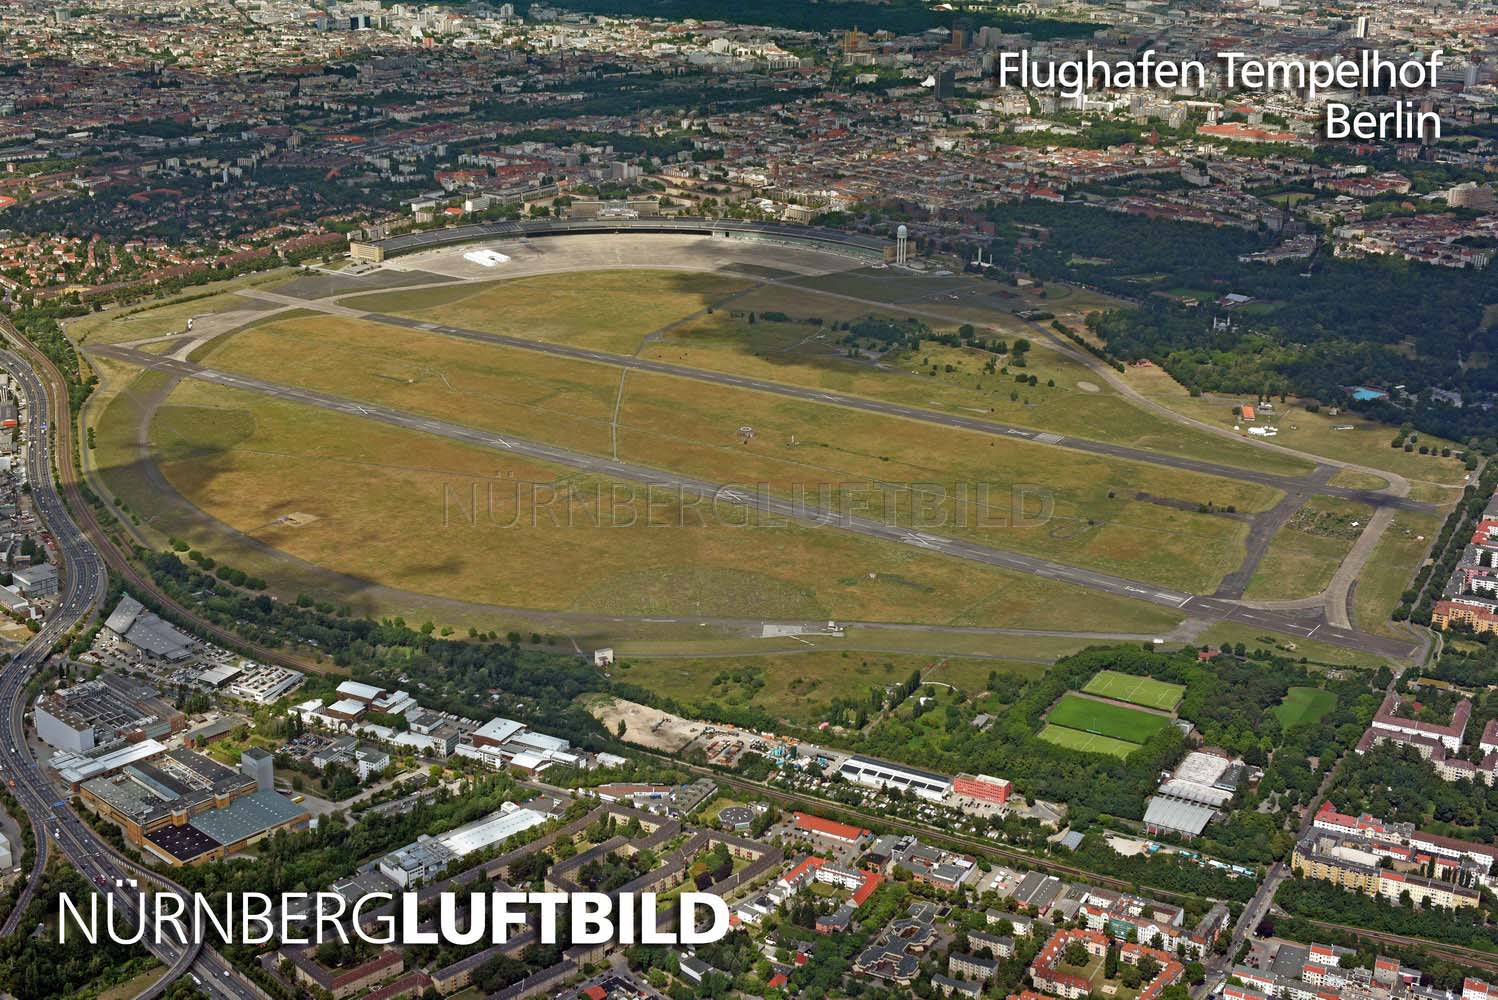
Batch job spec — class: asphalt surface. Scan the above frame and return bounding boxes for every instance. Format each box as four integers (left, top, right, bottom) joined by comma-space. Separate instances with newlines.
93, 345, 1419, 660
330, 308, 1438, 516
0, 345, 255, 999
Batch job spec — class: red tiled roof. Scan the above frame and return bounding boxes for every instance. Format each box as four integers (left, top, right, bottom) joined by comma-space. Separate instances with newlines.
793, 812, 868, 841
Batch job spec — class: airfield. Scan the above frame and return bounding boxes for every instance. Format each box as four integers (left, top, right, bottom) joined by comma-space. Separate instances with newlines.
77, 230, 1454, 676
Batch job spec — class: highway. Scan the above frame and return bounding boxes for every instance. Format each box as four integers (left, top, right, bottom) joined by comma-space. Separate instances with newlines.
91, 345, 1420, 660
0, 343, 256, 999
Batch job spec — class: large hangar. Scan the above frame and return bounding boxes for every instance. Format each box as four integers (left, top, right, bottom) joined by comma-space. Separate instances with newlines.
350, 217, 893, 264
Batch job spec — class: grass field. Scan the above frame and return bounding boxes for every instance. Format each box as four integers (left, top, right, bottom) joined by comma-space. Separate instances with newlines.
341, 263, 1314, 482
122, 378, 1186, 634
1045, 692, 1170, 743
1081, 669, 1183, 711
198, 309, 1282, 593
1038, 724, 1142, 758
608, 630, 1123, 661
1124, 363, 1469, 486
644, 297, 1313, 478
343, 269, 753, 354
1352, 509, 1443, 639
67, 268, 294, 345
1196, 622, 1394, 668
1274, 687, 1337, 728
1243, 495, 1373, 601
613, 651, 1045, 726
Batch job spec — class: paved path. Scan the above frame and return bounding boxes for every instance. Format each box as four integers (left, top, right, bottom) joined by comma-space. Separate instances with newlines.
88, 343, 1420, 660
1214, 465, 1337, 599
235, 288, 1438, 515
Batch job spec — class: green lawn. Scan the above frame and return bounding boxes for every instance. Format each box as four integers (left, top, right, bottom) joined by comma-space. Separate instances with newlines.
1081, 669, 1184, 711
613, 652, 1045, 726
1274, 687, 1337, 728
1045, 692, 1169, 743
1038, 724, 1141, 758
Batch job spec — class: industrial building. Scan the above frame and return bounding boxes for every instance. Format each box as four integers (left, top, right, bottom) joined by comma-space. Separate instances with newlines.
838, 754, 953, 801
11, 562, 57, 597
78, 747, 309, 864
378, 803, 548, 888
225, 662, 305, 704
102, 594, 195, 661
454, 715, 589, 773
1143, 749, 1248, 838
36, 674, 185, 753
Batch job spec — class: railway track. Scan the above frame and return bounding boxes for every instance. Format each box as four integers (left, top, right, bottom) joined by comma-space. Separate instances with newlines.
637, 749, 1224, 906
1292, 917, 1498, 974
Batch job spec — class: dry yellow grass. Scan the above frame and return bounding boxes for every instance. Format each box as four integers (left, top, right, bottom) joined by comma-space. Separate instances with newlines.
203, 312, 619, 454
643, 309, 1312, 477
1124, 362, 1469, 486
343, 269, 753, 354
201, 312, 1281, 592
146, 379, 1185, 633
1243, 496, 1372, 601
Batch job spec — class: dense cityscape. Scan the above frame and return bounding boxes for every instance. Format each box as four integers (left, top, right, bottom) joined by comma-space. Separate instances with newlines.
0, 0, 1496, 999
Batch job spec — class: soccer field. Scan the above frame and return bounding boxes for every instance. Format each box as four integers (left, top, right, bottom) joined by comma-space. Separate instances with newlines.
1039, 724, 1141, 758
1045, 692, 1171, 744
1081, 670, 1184, 712
1274, 686, 1337, 728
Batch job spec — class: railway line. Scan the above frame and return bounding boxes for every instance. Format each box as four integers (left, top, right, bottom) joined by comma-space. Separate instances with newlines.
0, 325, 259, 998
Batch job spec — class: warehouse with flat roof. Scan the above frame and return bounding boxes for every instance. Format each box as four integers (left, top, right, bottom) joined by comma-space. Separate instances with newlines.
839, 754, 953, 801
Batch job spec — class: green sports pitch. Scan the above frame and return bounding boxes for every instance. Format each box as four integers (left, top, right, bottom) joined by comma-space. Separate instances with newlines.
1045, 692, 1171, 745
1038, 724, 1141, 758
1081, 670, 1184, 712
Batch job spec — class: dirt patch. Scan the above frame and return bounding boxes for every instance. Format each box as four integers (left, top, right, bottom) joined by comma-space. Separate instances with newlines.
273, 512, 320, 528
583, 694, 703, 752
1076, 380, 1100, 393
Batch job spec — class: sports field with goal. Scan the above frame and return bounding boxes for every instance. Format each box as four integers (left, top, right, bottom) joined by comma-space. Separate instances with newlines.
1081, 669, 1184, 712
1038, 724, 1142, 759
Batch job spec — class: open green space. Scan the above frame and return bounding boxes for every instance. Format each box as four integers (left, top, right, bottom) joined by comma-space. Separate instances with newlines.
1081, 669, 1183, 711
1352, 509, 1443, 639
198, 308, 1281, 593
1243, 495, 1373, 601
114, 377, 1185, 634
343, 269, 753, 354
1125, 363, 1470, 487
1037, 724, 1141, 758
1195, 622, 1392, 669
67, 268, 294, 345
646, 287, 1314, 478
1044, 691, 1170, 743
612, 651, 1045, 726
1273, 686, 1337, 728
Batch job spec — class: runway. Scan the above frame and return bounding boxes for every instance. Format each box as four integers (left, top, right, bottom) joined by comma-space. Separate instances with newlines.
238, 289, 1438, 517
92, 343, 1420, 661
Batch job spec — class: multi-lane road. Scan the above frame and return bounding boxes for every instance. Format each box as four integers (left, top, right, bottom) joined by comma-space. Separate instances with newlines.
0, 343, 255, 999
92, 344, 1421, 660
